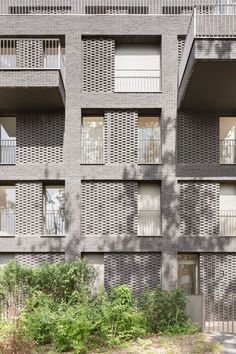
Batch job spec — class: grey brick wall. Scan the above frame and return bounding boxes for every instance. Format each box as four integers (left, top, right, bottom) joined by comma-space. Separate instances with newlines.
105, 110, 138, 164
104, 253, 161, 297
16, 39, 44, 68
15, 253, 65, 266
178, 111, 219, 164
81, 181, 138, 236
179, 182, 220, 236
16, 112, 64, 164
82, 38, 115, 92
15, 182, 43, 236
200, 253, 236, 320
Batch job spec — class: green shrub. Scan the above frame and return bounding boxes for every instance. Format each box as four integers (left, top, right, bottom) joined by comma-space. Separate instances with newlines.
20, 292, 56, 345
139, 288, 197, 335
0, 320, 35, 354
0, 259, 97, 303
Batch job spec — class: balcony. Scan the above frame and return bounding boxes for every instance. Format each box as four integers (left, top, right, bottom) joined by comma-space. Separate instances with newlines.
81, 140, 104, 164
0, 0, 219, 15
138, 210, 161, 236
0, 38, 65, 113
0, 210, 15, 236
220, 210, 236, 236
178, 5, 236, 110
115, 70, 161, 93
138, 138, 161, 164
44, 210, 65, 236
0, 140, 16, 165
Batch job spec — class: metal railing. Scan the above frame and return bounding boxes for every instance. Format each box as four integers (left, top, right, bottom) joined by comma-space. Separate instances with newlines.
0, 0, 221, 15
138, 138, 161, 163
0, 38, 64, 77
138, 210, 161, 236
179, 4, 236, 85
0, 210, 15, 235
220, 139, 236, 164
204, 293, 236, 333
44, 210, 65, 236
115, 70, 161, 92
220, 210, 236, 236
0, 140, 16, 164
82, 140, 104, 164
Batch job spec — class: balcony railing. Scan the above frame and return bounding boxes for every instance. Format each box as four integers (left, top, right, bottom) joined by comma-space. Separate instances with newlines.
44, 210, 65, 236
220, 139, 236, 164
82, 140, 104, 164
179, 5, 236, 85
0, 210, 15, 236
0, 38, 65, 79
0, 140, 16, 165
115, 70, 161, 92
220, 210, 236, 236
138, 138, 161, 164
0, 0, 221, 15
138, 210, 161, 236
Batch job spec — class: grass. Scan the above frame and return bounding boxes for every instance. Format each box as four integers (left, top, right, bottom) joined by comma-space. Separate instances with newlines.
88, 334, 224, 354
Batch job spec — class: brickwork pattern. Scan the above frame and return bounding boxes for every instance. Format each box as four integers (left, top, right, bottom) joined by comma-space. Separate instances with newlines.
200, 253, 236, 321
15, 182, 43, 236
105, 110, 138, 164
104, 252, 161, 297
16, 39, 44, 68
16, 113, 64, 164
82, 39, 115, 92
179, 182, 220, 236
178, 111, 219, 163
15, 253, 65, 266
81, 181, 138, 235
177, 36, 185, 63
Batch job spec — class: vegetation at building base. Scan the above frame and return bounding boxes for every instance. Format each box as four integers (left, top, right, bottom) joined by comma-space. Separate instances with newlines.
0, 260, 200, 353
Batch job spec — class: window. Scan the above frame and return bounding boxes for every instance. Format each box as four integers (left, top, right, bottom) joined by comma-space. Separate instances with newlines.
115, 43, 161, 92
220, 183, 236, 236
0, 117, 16, 165
82, 253, 104, 290
220, 117, 236, 163
44, 186, 65, 236
178, 254, 198, 295
139, 116, 161, 163
138, 183, 161, 236
0, 185, 15, 236
82, 116, 104, 164
0, 40, 16, 68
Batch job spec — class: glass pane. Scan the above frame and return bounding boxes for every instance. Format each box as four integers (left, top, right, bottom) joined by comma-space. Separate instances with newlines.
178, 254, 198, 295
45, 187, 65, 212
45, 186, 65, 236
0, 186, 16, 210
83, 117, 103, 140
138, 183, 160, 235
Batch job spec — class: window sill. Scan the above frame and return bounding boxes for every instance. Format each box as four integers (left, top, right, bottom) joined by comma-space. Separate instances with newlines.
138, 163, 162, 165
80, 163, 105, 165
41, 235, 65, 238
137, 235, 162, 237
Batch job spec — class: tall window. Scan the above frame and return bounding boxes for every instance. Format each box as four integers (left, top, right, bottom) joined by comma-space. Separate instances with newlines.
82, 116, 104, 164
0, 117, 16, 165
139, 117, 161, 163
178, 254, 198, 295
0, 185, 15, 235
220, 117, 236, 163
115, 43, 161, 92
44, 186, 65, 236
138, 183, 160, 236
220, 183, 236, 236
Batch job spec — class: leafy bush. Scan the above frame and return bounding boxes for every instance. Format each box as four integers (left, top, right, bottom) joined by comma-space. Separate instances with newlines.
0, 259, 97, 303
20, 292, 56, 345
139, 288, 198, 335
0, 321, 35, 354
